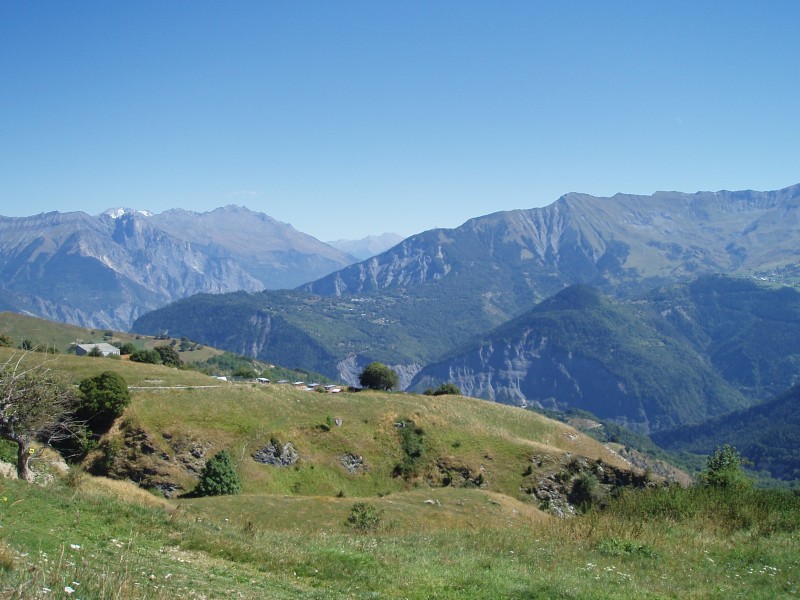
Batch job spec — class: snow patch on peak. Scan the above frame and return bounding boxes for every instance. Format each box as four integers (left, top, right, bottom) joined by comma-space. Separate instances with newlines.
102, 208, 154, 219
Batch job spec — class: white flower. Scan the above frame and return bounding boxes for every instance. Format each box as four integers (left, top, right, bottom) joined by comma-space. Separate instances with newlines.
65, 586, 75, 594
70, 544, 81, 550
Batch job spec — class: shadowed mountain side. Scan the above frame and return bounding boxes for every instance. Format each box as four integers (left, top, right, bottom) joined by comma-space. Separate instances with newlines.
409, 285, 749, 434
653, 384, 800, 482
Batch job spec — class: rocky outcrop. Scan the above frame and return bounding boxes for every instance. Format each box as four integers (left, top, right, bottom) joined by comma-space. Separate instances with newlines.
522, 455, 653, 518
89, 424, 216, 497
253, 441, 299, 467
340, 453, 367, 474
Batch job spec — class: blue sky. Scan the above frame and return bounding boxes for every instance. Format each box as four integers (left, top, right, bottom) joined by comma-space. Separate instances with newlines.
1, 2, 798, 240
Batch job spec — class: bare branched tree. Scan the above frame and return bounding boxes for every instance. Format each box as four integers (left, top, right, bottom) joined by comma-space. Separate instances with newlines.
0, 353, 78, 481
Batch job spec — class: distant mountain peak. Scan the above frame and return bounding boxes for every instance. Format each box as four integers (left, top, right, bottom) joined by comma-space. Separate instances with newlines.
326, 232, 404, 260
102, 208, 154, 219
0, 206, 358, 330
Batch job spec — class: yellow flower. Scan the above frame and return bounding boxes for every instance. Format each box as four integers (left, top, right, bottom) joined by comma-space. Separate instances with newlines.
29, 447, 36, 455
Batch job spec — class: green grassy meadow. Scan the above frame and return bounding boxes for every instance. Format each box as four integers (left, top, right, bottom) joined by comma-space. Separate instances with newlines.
2, 475, 797, 599
0, 348, 798, 598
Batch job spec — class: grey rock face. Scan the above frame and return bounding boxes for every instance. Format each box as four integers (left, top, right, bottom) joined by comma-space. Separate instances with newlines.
253, 441, 299, 467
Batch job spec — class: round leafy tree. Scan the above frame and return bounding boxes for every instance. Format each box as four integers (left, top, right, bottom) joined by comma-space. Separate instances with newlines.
193, 450, 242, 497
154, 345, 182, 368
77, 371, 130, 433
116, 342, 137, 356
358, 362, 399, 391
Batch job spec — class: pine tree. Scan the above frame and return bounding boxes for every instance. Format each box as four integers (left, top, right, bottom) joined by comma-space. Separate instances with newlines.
193, 450, 242, 497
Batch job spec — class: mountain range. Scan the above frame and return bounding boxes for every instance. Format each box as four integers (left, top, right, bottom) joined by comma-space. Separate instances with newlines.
0, 206, 356, 330
131, 186, 800, 436
3, 184, 800, 481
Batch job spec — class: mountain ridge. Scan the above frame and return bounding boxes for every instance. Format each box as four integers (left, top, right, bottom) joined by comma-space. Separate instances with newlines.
0, 205, 357, 330
134, 184, 800, 394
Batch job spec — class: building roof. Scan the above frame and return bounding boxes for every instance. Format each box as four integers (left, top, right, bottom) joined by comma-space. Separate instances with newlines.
76, 343, 120, 354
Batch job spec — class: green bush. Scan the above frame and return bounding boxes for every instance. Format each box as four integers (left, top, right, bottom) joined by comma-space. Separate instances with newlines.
154, 345, 182, 368
77, 371, 130, 433
115, 342, 137, 355
433, 383, 461, 396
129, 349, 161, 364
193, 451, 242, 497
394, 421, 425, 479
699, 444, 752, 491
569, 471, 607, 511
346, 502, 384, 532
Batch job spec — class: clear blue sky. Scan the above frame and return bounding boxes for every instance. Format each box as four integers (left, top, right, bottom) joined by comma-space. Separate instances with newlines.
1, 2, 798, 240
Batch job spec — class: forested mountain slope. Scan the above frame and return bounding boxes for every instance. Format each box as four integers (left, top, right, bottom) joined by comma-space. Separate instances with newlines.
410, 285, 749, 433
653, 384, 800, 482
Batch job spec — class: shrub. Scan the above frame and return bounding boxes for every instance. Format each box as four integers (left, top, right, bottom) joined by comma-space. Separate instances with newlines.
193, 450, 242, 497
346, 502, 384, 532
233, 366, 257, 379
699, 444, 752, 491
115, 342, 137, 355
432, 383, 461, 396
569, 472, 608, 511
394, 420, 425, 479
129, 349, 161, 364
77, 371, 131, 433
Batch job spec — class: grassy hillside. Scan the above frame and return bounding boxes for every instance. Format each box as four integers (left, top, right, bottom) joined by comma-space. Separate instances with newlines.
90, 356, 631, 500
2, 353, 799, 598
0, 311, 223, 362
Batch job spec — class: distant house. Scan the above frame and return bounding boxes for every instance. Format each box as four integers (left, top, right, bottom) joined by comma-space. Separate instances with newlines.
75, 343, 120, 357
257, 377, 270, 384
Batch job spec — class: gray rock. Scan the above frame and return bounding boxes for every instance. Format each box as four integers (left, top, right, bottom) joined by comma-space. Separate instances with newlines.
253, 441, 299, 467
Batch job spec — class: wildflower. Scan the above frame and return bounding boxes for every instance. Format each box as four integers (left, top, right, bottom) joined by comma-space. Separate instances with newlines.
64, 586, 75, 594
70, 544, 81, 550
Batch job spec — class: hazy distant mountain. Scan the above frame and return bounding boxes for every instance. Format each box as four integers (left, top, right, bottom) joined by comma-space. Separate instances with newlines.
0, 206, 356, 330
135, 184, 800, 390
327, 233, 404, 260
